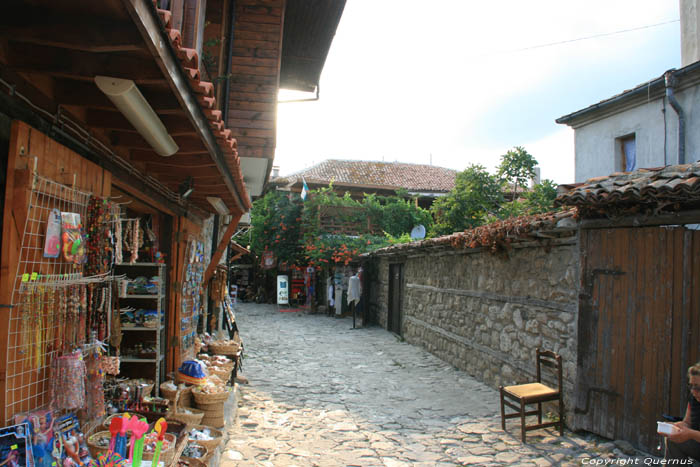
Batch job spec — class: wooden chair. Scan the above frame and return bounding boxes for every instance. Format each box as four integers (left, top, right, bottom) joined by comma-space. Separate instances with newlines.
499, 348, 563, 442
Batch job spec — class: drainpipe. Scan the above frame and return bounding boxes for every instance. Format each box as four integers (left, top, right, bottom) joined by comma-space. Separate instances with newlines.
665, 70, 685, 165
222, 0, 236, 123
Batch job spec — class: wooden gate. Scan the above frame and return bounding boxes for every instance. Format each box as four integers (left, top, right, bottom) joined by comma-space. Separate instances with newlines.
576, 226, 700, 452
388, 263, 403, 335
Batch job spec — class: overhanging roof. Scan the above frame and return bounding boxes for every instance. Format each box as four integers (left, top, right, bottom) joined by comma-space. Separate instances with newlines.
556, 60, 700, 129
0, 0, 251, 214
279, 0, 346, 92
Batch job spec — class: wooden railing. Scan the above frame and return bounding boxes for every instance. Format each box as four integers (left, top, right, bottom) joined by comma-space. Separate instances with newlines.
317, 205, 380, 236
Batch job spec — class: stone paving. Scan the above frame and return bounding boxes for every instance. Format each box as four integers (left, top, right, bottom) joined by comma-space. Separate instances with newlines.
221, 303, 661, 466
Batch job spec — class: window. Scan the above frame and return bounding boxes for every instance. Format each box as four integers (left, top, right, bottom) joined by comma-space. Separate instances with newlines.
617, 134, 636, 172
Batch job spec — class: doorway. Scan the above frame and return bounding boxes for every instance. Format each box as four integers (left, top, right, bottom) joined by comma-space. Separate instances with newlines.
387, 263, 403, 335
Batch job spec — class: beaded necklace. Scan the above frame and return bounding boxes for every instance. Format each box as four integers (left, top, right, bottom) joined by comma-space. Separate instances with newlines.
20, 287, 31, 369
115, 215, 123, 264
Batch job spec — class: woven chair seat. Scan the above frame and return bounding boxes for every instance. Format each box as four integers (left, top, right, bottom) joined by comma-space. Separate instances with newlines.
503, 382, 558, 400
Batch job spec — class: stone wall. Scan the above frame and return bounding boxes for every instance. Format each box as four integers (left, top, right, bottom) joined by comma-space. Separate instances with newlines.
367, 238, 581, 424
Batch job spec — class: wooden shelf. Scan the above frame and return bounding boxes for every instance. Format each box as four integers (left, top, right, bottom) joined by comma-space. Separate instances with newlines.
121, 294, 164, 299
121, 355, 162, 363
121, 325, 164, 331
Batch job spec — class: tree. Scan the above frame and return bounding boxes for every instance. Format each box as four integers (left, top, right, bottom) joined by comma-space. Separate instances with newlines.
494, 179, 559, 220
523, 179, 558, 214
429, 164, 503, 236
497, 146, 538, 202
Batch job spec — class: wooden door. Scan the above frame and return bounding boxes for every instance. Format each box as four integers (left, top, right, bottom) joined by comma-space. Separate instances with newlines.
388, 263, 403, 335
576, 226, 700, 452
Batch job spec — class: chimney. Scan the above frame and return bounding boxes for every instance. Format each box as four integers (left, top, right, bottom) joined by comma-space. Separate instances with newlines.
271, 166, 280, 178
681, 0, 700, 66
530, 167, 541, 188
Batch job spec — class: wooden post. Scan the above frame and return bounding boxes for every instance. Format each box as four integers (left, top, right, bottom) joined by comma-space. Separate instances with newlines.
203, 212, 242, 284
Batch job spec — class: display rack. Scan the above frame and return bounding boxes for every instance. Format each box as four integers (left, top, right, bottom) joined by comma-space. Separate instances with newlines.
114, 262, 166, 396
5, 173, 94, 424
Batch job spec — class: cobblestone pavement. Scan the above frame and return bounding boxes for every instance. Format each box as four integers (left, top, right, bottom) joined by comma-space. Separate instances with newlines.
222, 303, 661, 466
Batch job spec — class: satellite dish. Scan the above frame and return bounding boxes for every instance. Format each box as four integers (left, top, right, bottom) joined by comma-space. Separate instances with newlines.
410, 225, 426, 240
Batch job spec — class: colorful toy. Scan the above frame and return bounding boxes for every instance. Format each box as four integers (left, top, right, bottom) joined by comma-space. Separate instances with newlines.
150, 418, 167, 467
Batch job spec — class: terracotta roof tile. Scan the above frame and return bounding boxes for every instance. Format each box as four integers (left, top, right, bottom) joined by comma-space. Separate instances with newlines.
160, 10, 251, 210
281, 159, 457, 192
367, 209, 578, 256
555, 162, 700, 216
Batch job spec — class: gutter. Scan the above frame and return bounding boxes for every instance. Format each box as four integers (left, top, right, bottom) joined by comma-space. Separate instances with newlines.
665, 70, 686, 165
556, 60, 700, 127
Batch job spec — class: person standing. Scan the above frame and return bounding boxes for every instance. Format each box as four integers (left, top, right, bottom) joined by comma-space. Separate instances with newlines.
665, 362, 700, 461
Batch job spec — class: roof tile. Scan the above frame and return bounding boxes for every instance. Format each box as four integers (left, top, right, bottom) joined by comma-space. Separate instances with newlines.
555, 162, 700, 215
279, 159, 457, 192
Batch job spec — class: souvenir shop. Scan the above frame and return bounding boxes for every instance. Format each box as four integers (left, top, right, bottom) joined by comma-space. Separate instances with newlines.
0, 122, 245, 467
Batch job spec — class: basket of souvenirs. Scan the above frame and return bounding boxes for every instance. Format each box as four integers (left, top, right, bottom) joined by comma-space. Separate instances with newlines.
208, 339, 240, 356
186, 424, 223, 454
181, 442, 209, 465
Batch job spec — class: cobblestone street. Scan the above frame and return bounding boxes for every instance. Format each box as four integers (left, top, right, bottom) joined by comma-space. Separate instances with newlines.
222, 303, 658, 466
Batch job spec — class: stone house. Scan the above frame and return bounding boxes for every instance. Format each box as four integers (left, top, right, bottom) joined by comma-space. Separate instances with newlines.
363, 161, 700, 453
556, 0, 700, 183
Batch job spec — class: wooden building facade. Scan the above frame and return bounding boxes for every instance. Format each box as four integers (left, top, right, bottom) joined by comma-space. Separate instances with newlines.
0, 0, 345, 424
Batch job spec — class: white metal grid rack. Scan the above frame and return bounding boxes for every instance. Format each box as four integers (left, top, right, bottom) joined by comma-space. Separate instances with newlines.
5, 174, 92, 423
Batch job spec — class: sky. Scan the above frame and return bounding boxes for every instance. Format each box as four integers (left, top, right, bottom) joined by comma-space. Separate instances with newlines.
274, 1, 681, 185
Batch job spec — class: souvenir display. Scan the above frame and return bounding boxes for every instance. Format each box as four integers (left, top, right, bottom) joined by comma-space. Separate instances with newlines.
50, 352, 86, 411
43, 209, 62, 258
180, 238, 204, 356
54, 414, 92, 467
13, 410, 54, 467
85, 198, 118, 276
7, 184, 229, 466
0, 423, 33, 467
60, 212, 87, 265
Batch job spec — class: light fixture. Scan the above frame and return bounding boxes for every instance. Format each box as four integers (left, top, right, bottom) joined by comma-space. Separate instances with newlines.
206, 196, 230, 215
178, 176, 194, 199
94, 76, 179, 157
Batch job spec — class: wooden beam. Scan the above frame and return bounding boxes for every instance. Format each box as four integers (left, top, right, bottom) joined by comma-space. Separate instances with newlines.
86, 109, 196, 135
0, 15, 145, 53
203, 213, 242, 284
148, 168, 223, 179
111, 131, 205, 153
131, 150, 211, 164
54, 79, 182, 113
5, 42, 164, 82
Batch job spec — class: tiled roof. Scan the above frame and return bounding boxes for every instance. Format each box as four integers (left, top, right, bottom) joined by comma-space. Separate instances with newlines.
555, 162, 700, 215
154, 4, 251, 210
280, 159, 457, 193
366, 209, 577, 256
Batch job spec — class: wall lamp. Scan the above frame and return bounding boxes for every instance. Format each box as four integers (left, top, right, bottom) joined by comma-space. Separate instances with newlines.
206, 196, 230, 215
94, 76, 179, 157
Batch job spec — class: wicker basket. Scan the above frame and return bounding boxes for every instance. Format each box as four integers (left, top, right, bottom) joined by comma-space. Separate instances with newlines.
200, 414, 225, 428
207, 367, 232, 381
208, 341, 240, 356
167, 388, 205, 425
160, 382, 178, 401
176, 459, 206, 467
86, 431, 112, 459
181, 442, 209, 464
141, 432, 178, 465
132, 379, 154, 397
192, 388, 230, 405
186, 424, 223, 453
